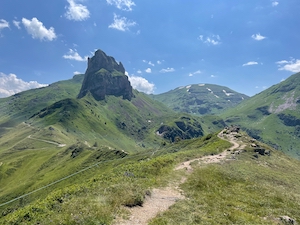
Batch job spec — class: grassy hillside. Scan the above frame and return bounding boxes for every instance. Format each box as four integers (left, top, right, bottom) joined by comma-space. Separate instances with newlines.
222, 72, 300, 159
0, 81, 226, 215
0, 74, 84, 131
1, 131, 300, 224
150, 83, 249, 115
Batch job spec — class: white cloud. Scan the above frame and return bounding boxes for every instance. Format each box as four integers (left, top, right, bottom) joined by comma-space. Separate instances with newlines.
198, 34, 221, 45
243, 61, 258, 66
251, 33, 266, 41
13, 20, 21, 29
65, 0, 90, 21
211, 75, 216, 78
160, 67, 175, 73
128, 75, 154, 94
276, 60, 288, 64
148, 61, 155, 66
73, 71, 83, 75
106, 0, 135, 11
108, 14, 136, 31
137, 70, 142, 74
63, 49, 88, 61
277, 59, 300, 73
22, 17, 56, 41
272, 1, 279, 7
157, 60, 162, 65
188, 70, 201, 77
145, 68, 152, 73
0, 73, 48, 98
143, 60, 158, 66
0, 19, 9, 30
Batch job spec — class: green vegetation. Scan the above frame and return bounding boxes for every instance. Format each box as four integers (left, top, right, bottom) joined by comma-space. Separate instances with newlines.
221, 72, 300, 159
0, 74, 84, 127
0, 65, 300, 224
1, 132, 300, 224
0, 133, 229, 224
150, 136, 300, 224
150, 84, 249, 115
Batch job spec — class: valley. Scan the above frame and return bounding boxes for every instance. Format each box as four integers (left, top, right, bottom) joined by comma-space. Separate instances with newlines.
0, 49, 299, 224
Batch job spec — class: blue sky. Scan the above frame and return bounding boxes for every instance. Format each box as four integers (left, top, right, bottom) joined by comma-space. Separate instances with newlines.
0, 0, 300, 97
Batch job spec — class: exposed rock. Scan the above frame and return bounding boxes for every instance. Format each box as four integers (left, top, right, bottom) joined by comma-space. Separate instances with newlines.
78, 49, 133, 101
157, 121, 203, 142
253, 148, 271, 156
280, 216, 297, 225
254, 148, 265, 155
278, 113, 300, 127
225, 125, 240, 133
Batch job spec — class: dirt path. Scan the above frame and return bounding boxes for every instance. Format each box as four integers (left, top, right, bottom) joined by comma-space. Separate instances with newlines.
114, 187, 184, 225
114, 129, 244, 225
27, 135, 66, 147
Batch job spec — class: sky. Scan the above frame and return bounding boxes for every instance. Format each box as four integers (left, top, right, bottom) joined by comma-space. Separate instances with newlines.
0, 0, 300, 98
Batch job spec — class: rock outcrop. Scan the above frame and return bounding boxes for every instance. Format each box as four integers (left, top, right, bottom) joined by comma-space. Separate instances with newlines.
78, 49, 133, 101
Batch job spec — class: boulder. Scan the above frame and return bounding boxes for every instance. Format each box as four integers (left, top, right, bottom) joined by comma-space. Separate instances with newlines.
280, 216, 297, 225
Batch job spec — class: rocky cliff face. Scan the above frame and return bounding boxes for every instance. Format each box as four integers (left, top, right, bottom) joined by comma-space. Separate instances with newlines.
78, 50, 133, 101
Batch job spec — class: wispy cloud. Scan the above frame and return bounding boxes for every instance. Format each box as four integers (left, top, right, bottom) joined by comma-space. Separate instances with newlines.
108, 14, 136, 31
243, 61, 258, 66
106, 0, 135, 11
13, 20, 21, 29
22, 17, 56, 41
277, 58, 300, 73
63, 49, 89, 61
160, 68, 175, 73
272, 1, 279, 7
0, 19, 9, 31
251, 33, 266, 41
198, 34, 221, 45
0, 73, 48, 98
128, 74, 154, 94
65, 0, 90, 21
188, 70, 201, 77
142, 60, 157, 66
148, 61, 154, 66
145, 68, 152, 73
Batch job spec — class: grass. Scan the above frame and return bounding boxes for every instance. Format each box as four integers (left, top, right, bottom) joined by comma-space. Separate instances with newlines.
1, 132, 300, 224
221, 72, 300, 159
149, 142, 300, 224
0, 133, 230, 224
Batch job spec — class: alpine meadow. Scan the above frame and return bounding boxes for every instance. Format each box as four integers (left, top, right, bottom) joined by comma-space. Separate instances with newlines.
0, 49, 300, 225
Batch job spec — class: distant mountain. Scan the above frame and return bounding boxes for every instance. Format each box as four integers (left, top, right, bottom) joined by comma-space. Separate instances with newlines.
150, 84, 249, 115
222, 72, 300, 159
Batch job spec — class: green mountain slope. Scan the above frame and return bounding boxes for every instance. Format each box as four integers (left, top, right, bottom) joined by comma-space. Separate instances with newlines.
222, 72, 300, 159
150, 83, 249, 115
0, 76, 226, 211
1, 130, 300, 224
0, 74, 84, 131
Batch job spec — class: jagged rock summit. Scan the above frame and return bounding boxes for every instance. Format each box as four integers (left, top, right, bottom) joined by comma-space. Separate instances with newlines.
78, 49, 133, 101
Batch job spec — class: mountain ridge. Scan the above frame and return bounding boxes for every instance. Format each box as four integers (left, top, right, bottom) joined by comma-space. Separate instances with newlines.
150, 83, 249, 115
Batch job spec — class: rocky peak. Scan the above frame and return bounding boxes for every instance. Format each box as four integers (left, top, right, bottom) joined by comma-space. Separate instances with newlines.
78, 49, 133, 101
